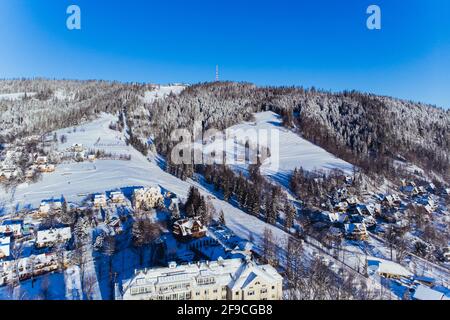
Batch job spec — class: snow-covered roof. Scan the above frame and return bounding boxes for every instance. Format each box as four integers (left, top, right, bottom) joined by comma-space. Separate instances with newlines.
173, 218, 207, 237
0, 237, 11, 258
0, 223, 22, 234
413, 285, 447, 301
344, 223, 367, 234
367, 257, 413, 278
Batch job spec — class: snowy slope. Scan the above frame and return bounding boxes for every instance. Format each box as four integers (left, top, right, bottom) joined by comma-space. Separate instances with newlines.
203, 111, 353, 186
0, 92, 36, 101
141, 85, 185, 103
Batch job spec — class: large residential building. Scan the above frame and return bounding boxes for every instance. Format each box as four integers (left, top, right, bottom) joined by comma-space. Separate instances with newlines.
118, 258, 283, 301
132, 186, 164, 210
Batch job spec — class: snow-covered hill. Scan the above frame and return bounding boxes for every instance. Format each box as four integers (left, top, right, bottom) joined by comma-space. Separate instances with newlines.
202, 111, 353, 186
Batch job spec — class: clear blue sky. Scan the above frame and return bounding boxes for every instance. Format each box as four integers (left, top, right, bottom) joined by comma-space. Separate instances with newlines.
0, 0, 449, 108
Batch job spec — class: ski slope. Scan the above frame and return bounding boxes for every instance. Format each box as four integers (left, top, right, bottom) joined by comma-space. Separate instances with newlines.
141, 85, 185, 103
203, 111, 353, 186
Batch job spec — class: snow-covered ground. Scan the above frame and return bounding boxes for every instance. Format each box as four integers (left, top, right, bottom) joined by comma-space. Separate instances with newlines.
0, 92, 36, 101
202, 112, 353, 186
141, 85, 185, 104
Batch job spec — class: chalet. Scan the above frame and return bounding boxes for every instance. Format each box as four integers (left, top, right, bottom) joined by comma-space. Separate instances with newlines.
36, 227, 72, 248
25, 168, 36, 179
382, 194, 401, 208
110, 191, 126, 204
132, 186, 164, 210
344, 223, 368, 241
334, 202, 348, 213
87, 154, 96, 162
0, 237, 10, 259
34, 156, 48, 165
417, 186, 427, 195
427, 183, 436, 193
0, 223, 22, 238
38, 164, 55, 173
39, 199, 63, 214
362, 216, 377, 230
367, 257, 413, 280
0, 166, 19, 180
72, 144, 84, 152
173, 218, 207, 241
93, 194, 107, 208
360, 203, 381, 216
345, 196, 360, 208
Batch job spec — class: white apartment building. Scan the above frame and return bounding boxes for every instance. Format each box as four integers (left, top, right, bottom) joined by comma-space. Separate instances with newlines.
119, 258, 283, 301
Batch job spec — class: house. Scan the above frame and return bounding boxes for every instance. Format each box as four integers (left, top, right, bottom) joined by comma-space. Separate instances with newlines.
426, 183, 436, 193
36, 227, 72, 248
345, 196, 360, 208
110, 191, 126, 204
87, 154, 96, 162
39, 199, 63, 214
344, 223, 368, 241
0, 223, 22, 238
34, 156, 48, 165
402, 185, 419, 197
25, 168, 36, 179
382, 194, 402, 208
72, 144, 84, 152
319, 211, 339, 224
132, 186, 164, 210
0, 237, 10, 259
38, 164, 55, 173
93, 194, 107, 208
442, 246, 450, 262
367, 257, 413, 280
119, 258, 283, 301
173, 218, 207, 241
334, 202, 348, 213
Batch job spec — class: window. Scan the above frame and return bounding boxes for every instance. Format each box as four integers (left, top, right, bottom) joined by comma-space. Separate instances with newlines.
196, 291, 201, 296
261, 288, 267, 294
248, 291, 255, 296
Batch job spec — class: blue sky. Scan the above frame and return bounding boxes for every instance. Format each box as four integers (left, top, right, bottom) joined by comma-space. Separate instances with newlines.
0, 0, 449, 108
